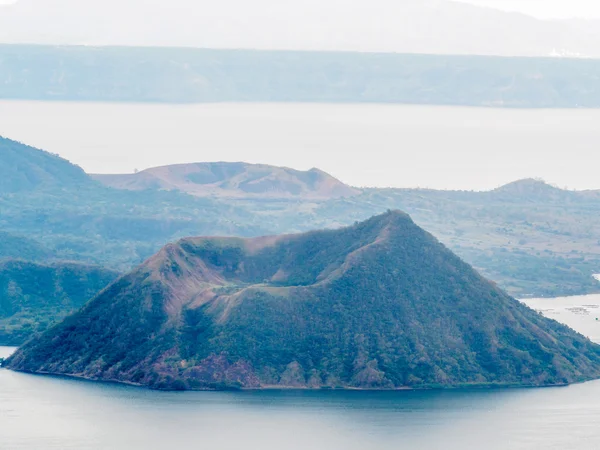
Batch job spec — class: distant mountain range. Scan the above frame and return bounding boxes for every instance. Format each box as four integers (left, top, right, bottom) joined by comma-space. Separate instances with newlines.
2, 0, 600, 57
7, 211, 600, 390
1, 134, 600, 346
93, 163, 360, 200
3, 45, 600, 108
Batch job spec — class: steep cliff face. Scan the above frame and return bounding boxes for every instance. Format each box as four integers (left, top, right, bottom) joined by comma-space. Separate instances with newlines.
7, 211, 600, 389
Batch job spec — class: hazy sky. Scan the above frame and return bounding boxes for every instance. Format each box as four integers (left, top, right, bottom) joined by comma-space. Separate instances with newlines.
1, 101, 599, 191
2, 0, 600, 57
1, 0, 599, 19
462, 0, 600, 19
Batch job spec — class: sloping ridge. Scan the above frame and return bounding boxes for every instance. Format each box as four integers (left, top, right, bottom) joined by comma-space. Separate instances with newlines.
6, 211, 600, 390
92, 162, 361, 199
0, 136, 91, 193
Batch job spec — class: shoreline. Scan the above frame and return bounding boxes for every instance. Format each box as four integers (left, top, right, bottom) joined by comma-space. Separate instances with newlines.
3, 367, 581, 393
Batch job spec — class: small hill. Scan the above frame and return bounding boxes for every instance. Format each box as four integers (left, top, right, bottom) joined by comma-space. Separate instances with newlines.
491, 179, 571, 202
0, 136, 92, 193
7, 211, 600, 390
581, 189, 600, 200
92, 162, 360, 199
0, 260, 119, 345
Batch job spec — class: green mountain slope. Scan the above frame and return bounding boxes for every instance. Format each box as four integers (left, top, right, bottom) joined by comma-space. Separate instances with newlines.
0, 260, 119, 345
7, 212, 600, 390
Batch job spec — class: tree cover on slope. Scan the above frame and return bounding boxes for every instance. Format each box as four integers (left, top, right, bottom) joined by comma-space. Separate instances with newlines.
0, 259, 119, 345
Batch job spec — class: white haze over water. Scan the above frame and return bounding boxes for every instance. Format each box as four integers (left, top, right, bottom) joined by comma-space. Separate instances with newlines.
1, 101, 599, 191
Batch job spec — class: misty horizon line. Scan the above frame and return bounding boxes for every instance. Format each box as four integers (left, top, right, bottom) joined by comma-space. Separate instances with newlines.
1, 42, 598, 61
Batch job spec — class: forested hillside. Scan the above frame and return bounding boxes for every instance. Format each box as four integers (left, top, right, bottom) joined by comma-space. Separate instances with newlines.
0, 260, 119, 345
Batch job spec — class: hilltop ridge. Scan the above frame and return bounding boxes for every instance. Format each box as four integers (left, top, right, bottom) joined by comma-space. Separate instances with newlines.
491, 178, 568, 199
0, 136, 92, 193
92, 162, 360, 199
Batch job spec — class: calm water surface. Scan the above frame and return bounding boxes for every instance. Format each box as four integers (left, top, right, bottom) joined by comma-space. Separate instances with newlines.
524, 293, 600, 344
3, 340, 600, 449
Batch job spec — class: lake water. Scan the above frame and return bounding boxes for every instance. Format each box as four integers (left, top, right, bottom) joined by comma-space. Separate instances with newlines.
1, 345, 600, 450
2, 294, 600, 449
524, 293, 600, 344
1, 100, 600, 191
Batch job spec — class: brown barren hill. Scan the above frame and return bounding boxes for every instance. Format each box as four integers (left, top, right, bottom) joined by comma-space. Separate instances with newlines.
6, 211, 600, 390
92, 162, 361, 200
